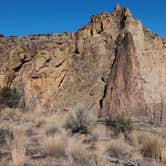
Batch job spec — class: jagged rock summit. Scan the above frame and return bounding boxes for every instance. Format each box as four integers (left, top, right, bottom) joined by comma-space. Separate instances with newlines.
0, 5, 165, 122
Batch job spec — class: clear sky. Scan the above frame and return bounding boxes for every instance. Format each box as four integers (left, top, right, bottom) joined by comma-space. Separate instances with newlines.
0, 0, 166, 37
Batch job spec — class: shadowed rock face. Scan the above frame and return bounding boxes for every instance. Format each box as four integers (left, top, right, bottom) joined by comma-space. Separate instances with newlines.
0, 5, 165, 122
100, 32, 146, 118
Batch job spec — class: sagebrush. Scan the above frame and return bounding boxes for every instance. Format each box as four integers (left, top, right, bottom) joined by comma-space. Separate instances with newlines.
65, 104, 97, 134
106, 116, 133, 134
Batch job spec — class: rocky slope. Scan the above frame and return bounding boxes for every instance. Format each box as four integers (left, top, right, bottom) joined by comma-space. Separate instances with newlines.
0, 5, 165, 123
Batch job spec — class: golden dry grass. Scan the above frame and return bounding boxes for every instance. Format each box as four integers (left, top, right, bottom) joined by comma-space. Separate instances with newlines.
33, 111, 67, 131
12, 127, 26, 148
42, 134, 67, 157
141, 133, 165, 159
8, 127, 27, 166
1, 107, 166, 166
161, 147, 166, 163
67, 138, 87, 162
128, 130, 166, 162
1, 108, 23, 119
105, 139, 133, 159
11, 147, 26, 166
91, 124, 109, 141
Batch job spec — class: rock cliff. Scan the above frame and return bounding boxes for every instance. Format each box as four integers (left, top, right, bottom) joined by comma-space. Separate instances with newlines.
0, 5, 165, 123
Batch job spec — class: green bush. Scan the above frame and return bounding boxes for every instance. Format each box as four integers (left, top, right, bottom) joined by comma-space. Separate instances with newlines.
0, 86, 20, 108
65, 104, 97, 134
105, 116, 133, 134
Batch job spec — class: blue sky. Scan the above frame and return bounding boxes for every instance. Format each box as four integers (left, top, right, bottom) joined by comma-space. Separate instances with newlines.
0, 0, 166, 37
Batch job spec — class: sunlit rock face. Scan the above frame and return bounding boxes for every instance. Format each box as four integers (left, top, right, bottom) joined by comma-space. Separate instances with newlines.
0, 5, 165, 123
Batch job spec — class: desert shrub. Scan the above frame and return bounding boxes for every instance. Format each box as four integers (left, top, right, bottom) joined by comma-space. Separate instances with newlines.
105, 116, 133, 134
0, 86, 20, 108
65, 104, 97, 134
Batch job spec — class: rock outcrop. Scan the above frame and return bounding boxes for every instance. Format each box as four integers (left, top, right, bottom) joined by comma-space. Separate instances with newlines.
0, 5, 165, 123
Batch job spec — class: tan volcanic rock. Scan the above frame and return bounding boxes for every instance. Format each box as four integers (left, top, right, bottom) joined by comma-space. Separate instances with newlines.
0, 5, 165, 123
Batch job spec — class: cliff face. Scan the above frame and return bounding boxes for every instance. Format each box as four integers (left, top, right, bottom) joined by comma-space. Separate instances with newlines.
0, 5, 165, 122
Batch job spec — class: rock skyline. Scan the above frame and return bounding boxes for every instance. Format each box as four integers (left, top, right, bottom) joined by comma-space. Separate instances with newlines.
0, 5, 165, 123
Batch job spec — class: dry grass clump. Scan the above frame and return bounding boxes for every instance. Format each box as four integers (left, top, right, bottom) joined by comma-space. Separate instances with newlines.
67, 138, 87, 163
105, 140, 133, 159
69, 143, 86, 162
161, 147, 166, 163
141, 133, 166, 160
91, 124, 109, 141
11, 148, 26, 166
128, 130, 166, 162
1, 108, 22, 119
66, 137, 104, 165
7, 127, 27, 151
33, 111, 67, 133
8, 127, 27, 166
127, 130, 166, 162
126, 130, 143, 147
42, 134, 67, 157
44, 113, 67, 136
